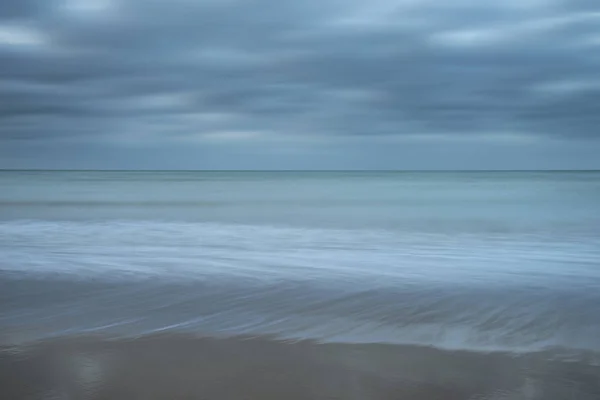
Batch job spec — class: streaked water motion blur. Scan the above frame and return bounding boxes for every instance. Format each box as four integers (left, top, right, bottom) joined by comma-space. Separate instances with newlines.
1, 170, 600, 399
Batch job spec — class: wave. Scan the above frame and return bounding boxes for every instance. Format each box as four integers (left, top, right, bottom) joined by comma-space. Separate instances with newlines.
2, 270, 600, 355
2, 220, 600, 353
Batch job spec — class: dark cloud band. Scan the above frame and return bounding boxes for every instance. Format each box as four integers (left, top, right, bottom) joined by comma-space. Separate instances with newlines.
1, 0, 599, 146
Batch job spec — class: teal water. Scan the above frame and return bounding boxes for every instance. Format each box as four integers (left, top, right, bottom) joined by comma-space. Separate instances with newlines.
1, 171, 599, 233
2, 171, 600, 399
1, 171, 599, 350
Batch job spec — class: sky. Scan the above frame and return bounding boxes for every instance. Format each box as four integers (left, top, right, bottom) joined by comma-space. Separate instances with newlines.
1, 0, 599, 170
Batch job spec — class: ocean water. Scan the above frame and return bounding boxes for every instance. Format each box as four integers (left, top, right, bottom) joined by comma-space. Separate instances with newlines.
1, 170, 600, 399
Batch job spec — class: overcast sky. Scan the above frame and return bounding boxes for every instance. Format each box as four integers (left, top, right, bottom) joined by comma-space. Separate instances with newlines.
1, 0, 599, 169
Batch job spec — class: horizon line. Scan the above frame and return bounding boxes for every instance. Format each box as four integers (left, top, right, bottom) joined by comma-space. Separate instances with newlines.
1, 169, 599, 173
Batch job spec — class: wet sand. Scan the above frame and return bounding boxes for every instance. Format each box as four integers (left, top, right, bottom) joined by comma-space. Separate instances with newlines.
2, 333, 599, 400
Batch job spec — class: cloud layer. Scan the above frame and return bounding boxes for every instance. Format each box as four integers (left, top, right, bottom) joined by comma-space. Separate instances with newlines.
1, 0, 599, 168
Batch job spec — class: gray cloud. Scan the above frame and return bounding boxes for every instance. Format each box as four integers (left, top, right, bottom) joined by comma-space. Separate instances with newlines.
0, 0, 45, 20
1, 0, 599, 168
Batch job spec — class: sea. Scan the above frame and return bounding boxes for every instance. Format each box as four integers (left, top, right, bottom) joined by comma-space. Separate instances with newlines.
1, 170, 599, 399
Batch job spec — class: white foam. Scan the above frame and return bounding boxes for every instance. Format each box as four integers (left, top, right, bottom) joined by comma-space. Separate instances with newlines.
1, 220, 599, 286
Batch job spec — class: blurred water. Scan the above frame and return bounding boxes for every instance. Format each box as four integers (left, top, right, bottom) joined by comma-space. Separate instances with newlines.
1, 170, 599, 351
2, 170, 600, 399
1, 170, 599, 233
